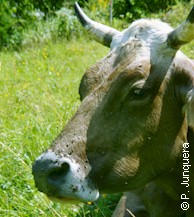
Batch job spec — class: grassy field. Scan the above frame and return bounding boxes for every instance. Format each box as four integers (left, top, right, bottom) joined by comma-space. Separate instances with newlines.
0, 39, 120, 216
1, 2, 194, 216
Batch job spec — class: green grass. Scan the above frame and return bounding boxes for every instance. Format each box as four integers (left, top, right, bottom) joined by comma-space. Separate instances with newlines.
0, 39, 118, 216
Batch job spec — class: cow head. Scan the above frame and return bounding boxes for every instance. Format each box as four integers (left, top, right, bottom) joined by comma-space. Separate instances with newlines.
33, 3, 194, 203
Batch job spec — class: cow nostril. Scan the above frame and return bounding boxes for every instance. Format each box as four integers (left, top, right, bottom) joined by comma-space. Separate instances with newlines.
48, 162, 70, 181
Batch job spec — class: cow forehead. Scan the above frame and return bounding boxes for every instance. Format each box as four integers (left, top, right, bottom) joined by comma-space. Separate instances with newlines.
113, 40, 151, 69
111, 19, 173, 49
80, 19, 178, 101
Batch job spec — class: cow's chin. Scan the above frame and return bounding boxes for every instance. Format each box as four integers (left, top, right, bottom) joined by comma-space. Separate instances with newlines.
48, 196, 97, 204
47, 187, 100, 204
48, 196, 79, 204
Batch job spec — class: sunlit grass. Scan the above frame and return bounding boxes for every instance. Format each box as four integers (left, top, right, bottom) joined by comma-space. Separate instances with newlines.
0, 39, 113, 216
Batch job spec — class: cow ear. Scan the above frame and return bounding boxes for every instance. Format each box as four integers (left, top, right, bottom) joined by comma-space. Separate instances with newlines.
183, 89, 194, 128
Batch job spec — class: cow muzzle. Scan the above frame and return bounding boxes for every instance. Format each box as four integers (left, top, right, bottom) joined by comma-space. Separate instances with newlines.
32, 150, 99, 202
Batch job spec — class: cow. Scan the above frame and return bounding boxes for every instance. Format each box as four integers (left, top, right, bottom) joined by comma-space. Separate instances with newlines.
33, 2, 194, 217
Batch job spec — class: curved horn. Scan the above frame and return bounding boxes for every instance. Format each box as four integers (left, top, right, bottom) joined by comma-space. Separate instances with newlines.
74, 2, 120, 47
167, 7, 194, 49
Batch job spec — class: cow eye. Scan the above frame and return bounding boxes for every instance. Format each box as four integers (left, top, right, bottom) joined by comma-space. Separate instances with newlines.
129, 88, 148, 101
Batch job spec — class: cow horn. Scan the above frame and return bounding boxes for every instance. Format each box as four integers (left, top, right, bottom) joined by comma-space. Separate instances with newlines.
74, 2, 120, 47
167, 7, 194, 49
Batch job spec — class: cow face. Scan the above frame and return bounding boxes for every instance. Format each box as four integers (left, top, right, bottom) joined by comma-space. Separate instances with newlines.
33, 4, 194, 203
78, 42, 194, 193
